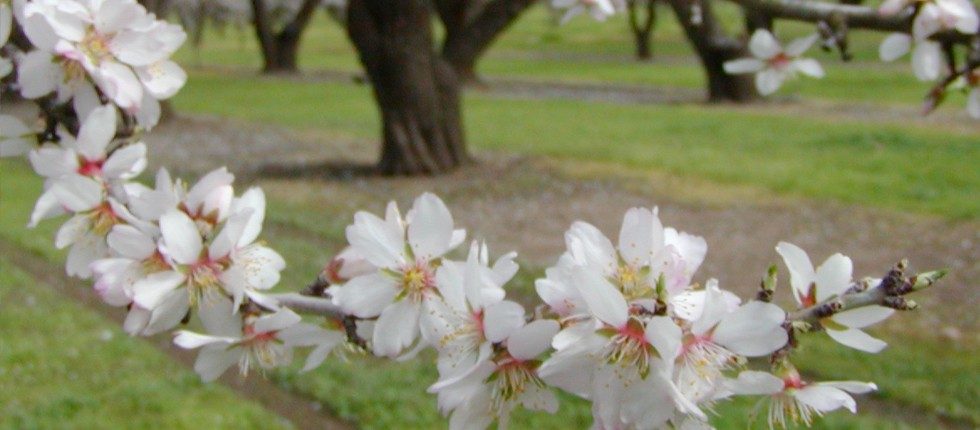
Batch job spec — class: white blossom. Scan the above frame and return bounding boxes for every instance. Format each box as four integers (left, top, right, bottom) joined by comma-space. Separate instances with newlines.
724, 30, 825, 95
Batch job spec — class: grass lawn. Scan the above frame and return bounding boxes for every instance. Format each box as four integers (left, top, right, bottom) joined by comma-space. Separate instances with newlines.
2, 160, 975, 429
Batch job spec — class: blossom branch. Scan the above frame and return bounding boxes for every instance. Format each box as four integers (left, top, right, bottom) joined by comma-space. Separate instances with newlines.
268, 292, 344, 317
788, 260, 947, 327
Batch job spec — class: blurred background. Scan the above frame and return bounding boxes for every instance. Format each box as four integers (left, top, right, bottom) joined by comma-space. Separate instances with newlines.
0, 0, 977, 428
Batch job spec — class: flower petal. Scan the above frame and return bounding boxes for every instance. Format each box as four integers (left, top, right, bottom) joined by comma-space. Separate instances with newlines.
826, 327, 887, 353
372, 299, 421, 358
879, 33, 911, 61
507, 319, 559, 360
332, 273, 399, 318
712, 301, 788, 357
749, 29, 781, 59
407, 193, 455, 261
723, 58, 765, 74
483, 300, 527, 343
571, 267, 628, 328
159, 210, 203, 265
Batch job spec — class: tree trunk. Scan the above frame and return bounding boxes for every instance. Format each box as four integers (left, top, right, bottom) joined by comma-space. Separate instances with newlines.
743, 8, 773, 33
347, 0, 468, 175
251, 0, 319, 73
440, 0, 536, 84
628, 0, 657, 61
666, 0, 758, 102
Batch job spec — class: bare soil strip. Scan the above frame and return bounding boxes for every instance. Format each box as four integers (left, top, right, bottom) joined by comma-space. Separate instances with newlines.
0, 239, 353, 430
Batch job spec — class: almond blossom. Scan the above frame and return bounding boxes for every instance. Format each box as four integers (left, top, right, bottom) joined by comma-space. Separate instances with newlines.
551, 0, 619, 24
330, 193, 465, 358
174, 301, 323, 382
727, 369, 877, 429
18, 0, 187, 128
878, 0, 978, 81
421, 241, 523, 378
723, 30, 825, 95
776, 242, 894, 353
429, 319, 561, 430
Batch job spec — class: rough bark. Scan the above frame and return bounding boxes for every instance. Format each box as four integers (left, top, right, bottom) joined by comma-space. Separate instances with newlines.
347, 0, 469, 175
440, 0, 536, 83
628, 0, 658, 61
666, 0, 758, 102
251, 0, 320, 73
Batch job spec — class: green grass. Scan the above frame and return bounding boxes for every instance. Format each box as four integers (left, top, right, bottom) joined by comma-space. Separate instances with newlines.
0, 167, 291, 429
173, 5, 963, 107
173, 74, 979, 219
3, 160, 973, 428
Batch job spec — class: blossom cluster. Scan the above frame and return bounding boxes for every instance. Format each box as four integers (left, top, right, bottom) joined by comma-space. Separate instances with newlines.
0, 1, 949, 429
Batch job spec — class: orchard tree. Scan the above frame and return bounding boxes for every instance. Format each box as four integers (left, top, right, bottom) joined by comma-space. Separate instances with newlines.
627, 0, 658, 61
0, 1, 974, 429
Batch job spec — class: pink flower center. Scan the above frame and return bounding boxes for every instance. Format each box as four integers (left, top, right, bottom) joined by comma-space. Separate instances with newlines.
769, 53, 793, 71
77, 159, 104, 177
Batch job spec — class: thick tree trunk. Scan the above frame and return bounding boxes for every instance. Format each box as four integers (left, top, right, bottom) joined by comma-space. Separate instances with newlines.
251, 0, 319, 73
667, 0, 758, 102
347, 0, 468, 175
743, 8, 773, 33
628, 0, 657, 61
440, 0, 536, 84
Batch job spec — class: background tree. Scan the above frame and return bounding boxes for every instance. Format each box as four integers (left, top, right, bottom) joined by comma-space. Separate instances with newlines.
627, 0, 658, 61
251, 0, 323, 73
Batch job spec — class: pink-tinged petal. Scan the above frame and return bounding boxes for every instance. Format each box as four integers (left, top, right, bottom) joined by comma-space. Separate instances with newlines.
18, 50, 59, 99
136, 60, 186, 99
123, 306, 151, 335
96, 61, 144, 109
159, 210, 203, 265
346, 210, 406, 269
794, 385, 857, 413
726, 371, 784, 395
912, 41, 943, 81
186, 167, 234, 210
833, 305, 894, 328
571, 267, 628, 328
66, 233, 106, 278
132, 270, 185, 309
29, 146, 77, 178
102, 142, 147, 180
75, 105, 116, 160
55, 214, 89, 249
142, 290, 190, 335
372, 299, 421, 358
794, 58, 825, 78
814, 253, 853, 301
749, 29, 782, 59
507, 319, 559, 360
484, 300, 527, 343
20, 11, 60, 51
174, 331, 234, 349
785, 33, 820, 57
193, 346, 241, 382
945, 0, 978, 34
254, 308, 302, 333
755, 68, 787, 96
407, 193, 455, 261
134, 92, 162, 129
198, 296, 241, 337
231, 188, 265, 248
565, 221, 616, 273
723, 58, 765, 74
879, 33, 911, 61
51, 176, 104, 212
645, 315, 682, 362
826, 327, 887, 353
617, 207, 660, 267
913, 4, 942, 40
712, 301, 788, 357
209, 209, 252, 259
28, 189, 68, 227
332, 273, 399, 318
775, 241, 815, 306
663, 227, 707, 279
690, 280, 730, 336
818, 381, 877, 394
94, 0, 142, 34
107, 224, 156, 259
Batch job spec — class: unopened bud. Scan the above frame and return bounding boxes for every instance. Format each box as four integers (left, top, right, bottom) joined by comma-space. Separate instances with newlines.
757, 265, 778, 303
912, 269, 947, 291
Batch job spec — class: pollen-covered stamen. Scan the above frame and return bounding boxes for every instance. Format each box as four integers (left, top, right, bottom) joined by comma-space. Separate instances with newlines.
397, 264, 436, 302
186, 259, 227, 307
236, 321, 290, 376
490, 357, 546, 410
89, 202, 120, 236
603, 318, 654, 377
79, 29, 114, 66
615, 264, 654, 302
769, 53, 793, 71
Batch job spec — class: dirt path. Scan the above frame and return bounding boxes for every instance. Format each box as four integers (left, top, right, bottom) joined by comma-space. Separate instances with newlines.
0, 238, 354, 430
